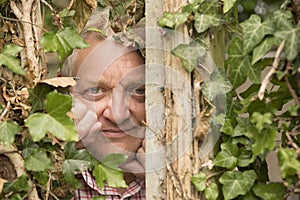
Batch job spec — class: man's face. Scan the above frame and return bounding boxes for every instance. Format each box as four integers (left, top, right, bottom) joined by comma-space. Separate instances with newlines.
71, 39, 145, 157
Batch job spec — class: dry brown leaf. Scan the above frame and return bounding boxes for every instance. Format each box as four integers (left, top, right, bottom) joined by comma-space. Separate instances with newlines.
73, 0, 97, 33
39, 77, 77, 87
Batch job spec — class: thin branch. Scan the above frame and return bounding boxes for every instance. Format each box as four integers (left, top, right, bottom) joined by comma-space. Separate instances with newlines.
0, 14, 48, 32
285, 131, 300, 154
0, 101, 11, 121
285, 75, 300, 108
67, 0, 75, 11
10, 0, 22, 20
258, 40, 285, 100
40, 0, 55, 12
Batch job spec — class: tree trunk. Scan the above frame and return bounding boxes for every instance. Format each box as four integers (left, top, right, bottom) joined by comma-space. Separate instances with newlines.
146, 1, 224, 199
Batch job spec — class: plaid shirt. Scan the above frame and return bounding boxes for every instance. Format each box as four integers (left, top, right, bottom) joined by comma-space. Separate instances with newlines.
72, 171, 145, 200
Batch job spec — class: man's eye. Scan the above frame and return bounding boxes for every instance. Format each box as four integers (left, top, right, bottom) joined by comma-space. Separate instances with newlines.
133, 87, 145, 95
87, 87, 101, 94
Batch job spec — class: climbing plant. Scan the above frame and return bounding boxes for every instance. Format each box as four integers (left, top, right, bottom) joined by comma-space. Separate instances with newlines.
158, 0, 300, 199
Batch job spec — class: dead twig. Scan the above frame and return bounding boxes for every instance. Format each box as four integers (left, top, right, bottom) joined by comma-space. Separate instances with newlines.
0, 101, 11, 121
285, 75, 300, 108
258, 40, 285, 100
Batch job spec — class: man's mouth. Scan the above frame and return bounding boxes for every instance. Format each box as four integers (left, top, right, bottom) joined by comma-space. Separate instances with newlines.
102, 129, 133, 139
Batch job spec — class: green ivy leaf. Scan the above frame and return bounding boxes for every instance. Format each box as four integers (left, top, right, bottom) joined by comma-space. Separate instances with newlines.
0, 121, 21, 146
278, 148, 300, 178
274, 24, 300, 61
250, 112, 272, 131
251, 127, 277, 157
213, 143, 238, 169
33, 171, 49, 186
287, 105, 299, 116
172, 41, 206, 72
63, 142, 97, 188
28, 84, 53, 113
272, 10, 294, 30
91, 197, 106, 200
41, 27, 89, 63
227, 37, 251, 88
233, 118, 249, 137
101, 153, 128, 169
24, 148, 52, 171
219, 170, 257, 200
222, 0, 237, 13
194, 12, 221, 33
252, 37, 281, 65
202, 71, 232, 101
241, 15, 274, 55
237, 148, 253, 167
191, 172, 206, 192
93, 156, 128, 190
158, 11, 189, 29
0, 44, 25, 76
3, 175, 30, 194
25, 91, 77, 141
252, 182, 285, 200
204, 183, 218, 200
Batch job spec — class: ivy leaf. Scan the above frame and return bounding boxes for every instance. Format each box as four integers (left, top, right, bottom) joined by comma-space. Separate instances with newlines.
3, 175, 30, 194
41, 27, 89, 63
204, 183, 218, 200
25, 91, 77, 141
0, 121, 21, 146
202, 71, 232, 101
233, 118, 249, 137
213, 143, 238, 169
93, 154, 128, 189
63, 142, 97, 188
277, 148, 300, 178
219, 170, 257, 200
101, 153, 128, 169
91, 197, 106, 200
274, 24, 300, 61
33, 171, 49, 186
251, 127, 277, 157
252, 182, 285, 200
272, 10, 294, 30
252, 37, 281, 65
24, 148, 52, 171
227, 37, 251, 88
191, 172, 206, 192
221, 0, 237, 13
28, 84, 53, 113
158, 11, 189, 29
172, 41, 206, 72
0, 44, 25, 76
250, 112, 272, 131
194, 12, 221, 33
240, 15, 274, 55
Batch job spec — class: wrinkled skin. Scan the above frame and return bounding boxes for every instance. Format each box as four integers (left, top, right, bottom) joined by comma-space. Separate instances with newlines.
71, 37, 145, 182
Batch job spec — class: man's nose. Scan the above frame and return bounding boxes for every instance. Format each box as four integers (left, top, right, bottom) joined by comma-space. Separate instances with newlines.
103, 89, 130, 124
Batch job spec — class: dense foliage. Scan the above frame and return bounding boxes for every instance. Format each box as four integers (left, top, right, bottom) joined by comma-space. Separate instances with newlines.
0, 0, 142, 199
0, 0, 299, 199
158, 0, 300, 199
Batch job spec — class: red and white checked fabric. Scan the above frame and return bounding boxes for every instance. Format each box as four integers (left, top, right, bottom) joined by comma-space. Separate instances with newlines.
72, 171, 145, 200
